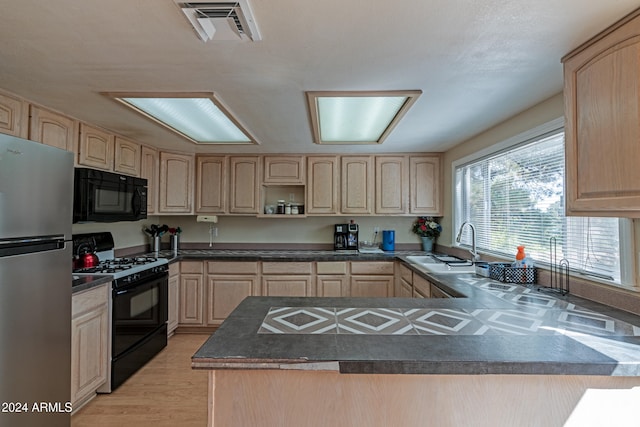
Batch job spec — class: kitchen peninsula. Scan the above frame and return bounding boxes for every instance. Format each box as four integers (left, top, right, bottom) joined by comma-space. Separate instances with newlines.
191, 257, 640, 427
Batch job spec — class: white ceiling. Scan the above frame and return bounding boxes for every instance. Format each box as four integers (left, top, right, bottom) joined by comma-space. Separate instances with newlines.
1, 0, 638, 154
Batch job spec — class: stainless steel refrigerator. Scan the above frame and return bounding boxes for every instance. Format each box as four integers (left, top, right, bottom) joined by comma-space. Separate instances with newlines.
0, 134, 73, 426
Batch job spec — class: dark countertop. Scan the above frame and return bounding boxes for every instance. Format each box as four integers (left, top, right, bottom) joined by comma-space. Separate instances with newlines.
71, 274, 112, 293
191, 254, 640, 376
146, 248, 422, 262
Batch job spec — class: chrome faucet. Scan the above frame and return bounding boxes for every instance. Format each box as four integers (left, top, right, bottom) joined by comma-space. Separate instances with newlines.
456, 222, 480, 262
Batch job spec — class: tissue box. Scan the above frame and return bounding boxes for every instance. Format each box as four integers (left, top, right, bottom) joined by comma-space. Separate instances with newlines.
474, 262, 490, 277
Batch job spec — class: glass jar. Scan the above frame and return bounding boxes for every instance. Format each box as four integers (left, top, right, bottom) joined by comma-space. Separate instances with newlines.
291, 204, 299, 215
276, 200, 285, 214
285, 203, 292, 215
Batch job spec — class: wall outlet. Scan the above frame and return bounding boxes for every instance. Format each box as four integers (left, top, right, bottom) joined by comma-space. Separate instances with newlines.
374, 226, 380, 233
197, 215, 218, 223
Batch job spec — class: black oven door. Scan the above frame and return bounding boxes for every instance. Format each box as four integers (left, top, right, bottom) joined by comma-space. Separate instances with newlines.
112, 273, 168, 359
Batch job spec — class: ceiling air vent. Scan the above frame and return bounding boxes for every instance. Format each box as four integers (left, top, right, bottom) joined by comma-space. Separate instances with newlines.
175, 1, 261, 42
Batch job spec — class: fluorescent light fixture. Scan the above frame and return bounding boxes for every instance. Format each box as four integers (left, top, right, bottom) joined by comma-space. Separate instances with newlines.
103, 92, 257, 145
306, 90, 421, 144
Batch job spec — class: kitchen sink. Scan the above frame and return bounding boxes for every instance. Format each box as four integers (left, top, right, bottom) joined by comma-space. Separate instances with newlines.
406, 255, 475, 274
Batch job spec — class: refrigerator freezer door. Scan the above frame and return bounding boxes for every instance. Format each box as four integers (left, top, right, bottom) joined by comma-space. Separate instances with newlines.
0, 243, 72, 426
0, 134, 74, 241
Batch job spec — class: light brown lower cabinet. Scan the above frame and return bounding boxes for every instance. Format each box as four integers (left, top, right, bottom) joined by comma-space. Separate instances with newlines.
71, 283, 110, 412
350, 261, 395, 297
206, 261, 259, 326
430, 283, 451, 298
398, 263, 414, 298
262, 262, 315, 297
178, 262, 205, 325
317, 261, 348, 297
167, 263, 179, 336
413, 275, 431, 298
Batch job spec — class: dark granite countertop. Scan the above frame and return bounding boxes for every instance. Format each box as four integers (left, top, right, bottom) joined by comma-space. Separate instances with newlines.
71, 274, 112, 294
191, 254, 640, 376
146, 248, 422, 263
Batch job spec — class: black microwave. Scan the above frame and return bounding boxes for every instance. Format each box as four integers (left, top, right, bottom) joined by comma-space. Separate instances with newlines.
73, 168, 147, 223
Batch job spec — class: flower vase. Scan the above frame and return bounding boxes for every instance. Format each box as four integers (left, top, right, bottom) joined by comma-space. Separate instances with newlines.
421, 237, 434, 252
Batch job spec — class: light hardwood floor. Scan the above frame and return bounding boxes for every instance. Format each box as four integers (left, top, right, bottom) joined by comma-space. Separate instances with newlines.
71, 334, 210, 427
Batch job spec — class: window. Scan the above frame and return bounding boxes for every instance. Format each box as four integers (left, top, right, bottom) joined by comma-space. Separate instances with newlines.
454, 121, 631, 286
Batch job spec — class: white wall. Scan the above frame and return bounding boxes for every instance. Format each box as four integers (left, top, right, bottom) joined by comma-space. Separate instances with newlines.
73, 215, 421, 250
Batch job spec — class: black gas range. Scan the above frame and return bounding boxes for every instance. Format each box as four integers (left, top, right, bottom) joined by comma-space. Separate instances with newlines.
72, 232, 168, 391
74, 256, 168, 288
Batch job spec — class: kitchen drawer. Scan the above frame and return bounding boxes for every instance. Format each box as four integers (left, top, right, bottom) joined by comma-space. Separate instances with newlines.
180, 261, 204, 274
351, 261, 394, 275
399, 263, 413, 283
262, 262, 313, 275
72, 283, 109, 317
317, 261, 347, 275
207, 261, 259, 275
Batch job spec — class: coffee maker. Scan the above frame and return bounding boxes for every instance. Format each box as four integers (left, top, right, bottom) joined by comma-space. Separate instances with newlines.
334, 223, 359, 252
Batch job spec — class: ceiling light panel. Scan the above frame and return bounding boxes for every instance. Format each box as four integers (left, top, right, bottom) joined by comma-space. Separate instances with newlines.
306, 90, 421, 145
104, 92, 257, 145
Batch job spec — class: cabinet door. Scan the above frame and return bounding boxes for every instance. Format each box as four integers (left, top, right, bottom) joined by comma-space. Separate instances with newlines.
140, 146, 159, 214
78, 123, 114, 170
430, 284, 451, 298
263, 156, 305, 184
563, 16, 640, 216
71, 284, 109, 409
413, 275, 431, 298
341, 156, 372, 214
399, 279, 413, 298
229, 156, 260, 214
178, 273, 204, 325
409, 155, 442, 215
317, 276, 347, 297
375, 156, 407, 214
196, 155, 227, 213
159, 151, 194, 213
0, 92, 28, 138
349, 275, 394, 298
114, 137, 141, 177
306, 156, 339, 215
262, 276, 314, 297
29, 105, 78, 152
207, 275, 257, 325
167, 271, 180, 336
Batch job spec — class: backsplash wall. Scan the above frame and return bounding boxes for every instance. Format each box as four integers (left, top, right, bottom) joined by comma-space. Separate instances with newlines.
73, 216, 423, 250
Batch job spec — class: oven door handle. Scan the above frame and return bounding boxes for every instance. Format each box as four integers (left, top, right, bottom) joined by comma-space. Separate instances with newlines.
115, 287, 140, 296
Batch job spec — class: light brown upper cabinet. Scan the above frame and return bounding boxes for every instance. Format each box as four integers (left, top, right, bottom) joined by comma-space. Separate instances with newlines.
306, 156, 339, 215
196, 155, 228, 214
114, 137, 141, 177
28, 105, 78, 153
78, 124, 114, 171
341, 156, 373, 214
563, 8, 640, 217
263, 155, 305, 184
140, 146, 159, 214
159, 151, 194, 214
409, 155, 442, 215
0, 91, 28, 138
375, 156, 408, 214
229, 156, 260, 214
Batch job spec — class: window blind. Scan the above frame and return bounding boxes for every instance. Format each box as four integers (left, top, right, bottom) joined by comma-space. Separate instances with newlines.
455, 131, 621, 283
